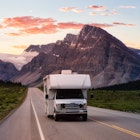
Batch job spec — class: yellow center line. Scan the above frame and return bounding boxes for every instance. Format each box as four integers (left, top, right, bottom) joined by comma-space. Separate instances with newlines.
90, 118, 140, 139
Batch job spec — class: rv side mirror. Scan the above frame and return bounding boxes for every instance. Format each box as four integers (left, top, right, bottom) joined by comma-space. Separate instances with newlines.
90, 93, 94, 99
45, 94, 48, 99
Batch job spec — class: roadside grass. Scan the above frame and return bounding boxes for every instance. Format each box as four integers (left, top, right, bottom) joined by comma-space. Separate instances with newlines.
0, 82, 27, 120
88, 90, 140, 113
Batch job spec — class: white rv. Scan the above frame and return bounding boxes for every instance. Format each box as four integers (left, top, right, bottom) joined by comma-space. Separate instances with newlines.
43, 70, 91, 121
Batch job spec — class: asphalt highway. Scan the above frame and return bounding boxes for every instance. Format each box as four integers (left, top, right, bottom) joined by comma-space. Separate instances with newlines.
0, 88, 140, 140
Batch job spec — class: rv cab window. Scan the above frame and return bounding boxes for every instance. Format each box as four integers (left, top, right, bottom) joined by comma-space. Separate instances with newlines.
56, 89, 84, 99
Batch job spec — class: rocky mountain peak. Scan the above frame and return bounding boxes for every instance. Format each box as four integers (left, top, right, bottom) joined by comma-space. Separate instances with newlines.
25, 43, 55, 54
11, 25, 140, 88
76, 25, 129, 51
79, 25, 107, 38
64, 34, 77, 42
63, 34, 78, 48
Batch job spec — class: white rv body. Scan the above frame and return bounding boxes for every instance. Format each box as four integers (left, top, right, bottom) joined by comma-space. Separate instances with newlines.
43, 70, 91, 121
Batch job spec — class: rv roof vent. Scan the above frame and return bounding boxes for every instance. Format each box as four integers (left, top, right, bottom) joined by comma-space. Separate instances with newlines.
61, 70, 72, 74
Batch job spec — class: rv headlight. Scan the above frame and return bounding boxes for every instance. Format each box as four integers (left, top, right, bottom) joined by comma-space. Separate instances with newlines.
56, 104, 61, 110
83, 103, 87, 109
79, 103, 87, 109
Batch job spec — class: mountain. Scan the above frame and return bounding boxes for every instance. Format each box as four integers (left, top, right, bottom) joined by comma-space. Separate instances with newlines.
25, 43, 55, 54
0, 60, 19, 81
129, 48, 140, 55
0, 43, 55, 70
0, 52, 38, 70
12, 25, 140, 88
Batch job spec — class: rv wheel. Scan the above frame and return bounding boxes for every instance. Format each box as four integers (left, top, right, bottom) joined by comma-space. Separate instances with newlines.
53, 110, 59, 121
82, 114, 87, 121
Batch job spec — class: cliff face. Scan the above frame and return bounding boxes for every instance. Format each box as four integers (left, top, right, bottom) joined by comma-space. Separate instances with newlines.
25, 43, 56, 54
12, 25, 140, 88
0, 60, 19, 81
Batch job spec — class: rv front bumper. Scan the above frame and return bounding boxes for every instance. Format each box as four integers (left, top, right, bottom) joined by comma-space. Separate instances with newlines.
55, 109, 87, 115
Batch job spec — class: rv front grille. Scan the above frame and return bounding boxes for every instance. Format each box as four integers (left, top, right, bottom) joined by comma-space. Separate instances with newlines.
65, 103, 79, 109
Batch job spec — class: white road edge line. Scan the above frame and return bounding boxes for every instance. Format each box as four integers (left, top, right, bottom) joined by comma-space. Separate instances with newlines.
30, 91, 45, 140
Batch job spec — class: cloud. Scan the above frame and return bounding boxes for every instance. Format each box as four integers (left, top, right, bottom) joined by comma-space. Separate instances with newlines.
12, 45, 27, 49
101, 11, 118, 16
1, 16, 57, 35
7, 33, 22, 36
111, 11, 118, 15
0, 25, 3, 28
59, 7, 83, 13
58, 22, 83, 29
58, 22, 113, 29
71, 9, 83, 13
90, 11, 118, 16
88, 5, 118, 17
87, 5, 106, 11
119, 6, 136, 9
3, 16, 56, 28
90, 23, 113, 28
0, 16, 116, 36
113, 22, 135, 26
20, 24, 58, 34
89, 12, 98, 16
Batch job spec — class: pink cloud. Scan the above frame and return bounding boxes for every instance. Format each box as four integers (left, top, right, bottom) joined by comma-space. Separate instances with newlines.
71, 9, 83, 13
90, 23, 113, 28
89, 12, 98, 16
90, 11, 118, 16
12, 45, 27, 49
59, 7, 83, 13
113, 22, 135, 26
100, 10, 118, 16
3, 16, 56, 28
58, 22, 113, 29
119, 6, 136, 9
111, 11, 118, 15
60, 7, 73, 12
87, 5, 106, 11
0, 25, 3, 28
20, 24, 58, 34
58, 22, 83, 29
2, 16, 57, 35
1, 16, 116, 36
7, 33, 22, 36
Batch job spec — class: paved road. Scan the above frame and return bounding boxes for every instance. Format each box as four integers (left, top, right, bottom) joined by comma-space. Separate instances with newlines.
0, 88, 140, 140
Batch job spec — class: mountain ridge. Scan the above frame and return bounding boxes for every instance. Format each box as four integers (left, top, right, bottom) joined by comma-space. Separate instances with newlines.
11, 25, 140, 88
0, 60, 19, 81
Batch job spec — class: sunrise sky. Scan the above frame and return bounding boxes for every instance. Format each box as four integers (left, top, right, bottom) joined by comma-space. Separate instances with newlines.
0, 0, 140, 54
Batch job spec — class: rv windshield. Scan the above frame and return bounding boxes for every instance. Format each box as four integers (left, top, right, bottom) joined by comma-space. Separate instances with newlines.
56, 89, 84, 99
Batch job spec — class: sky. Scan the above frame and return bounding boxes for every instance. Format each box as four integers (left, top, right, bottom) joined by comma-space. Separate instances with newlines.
0, 0, 140, 54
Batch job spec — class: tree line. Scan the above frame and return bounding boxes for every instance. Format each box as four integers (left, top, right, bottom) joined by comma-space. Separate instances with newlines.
96, 80, 140, 90
0, 80, 22, 87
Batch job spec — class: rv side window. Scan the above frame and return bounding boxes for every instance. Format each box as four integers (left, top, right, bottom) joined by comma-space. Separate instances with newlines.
56, 89, 84, 99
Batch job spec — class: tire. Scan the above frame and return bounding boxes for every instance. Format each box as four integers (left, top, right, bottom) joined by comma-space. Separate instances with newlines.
82, 114, 87, 121
53, 110, 59, 121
